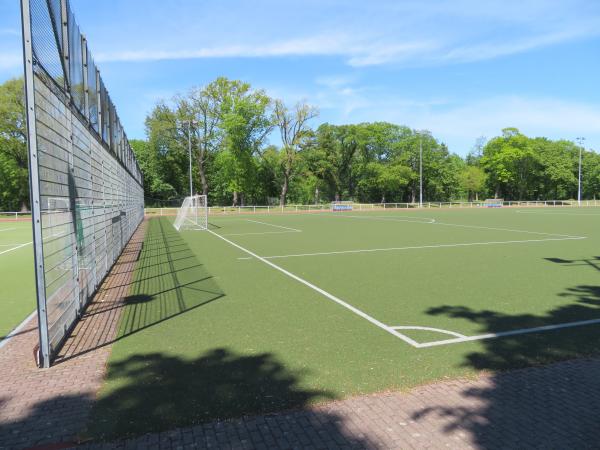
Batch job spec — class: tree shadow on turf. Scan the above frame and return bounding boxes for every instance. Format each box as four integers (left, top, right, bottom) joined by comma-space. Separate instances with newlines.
410, 265, 600, 448
85, 349, 344, 442
0, 351, 375, 449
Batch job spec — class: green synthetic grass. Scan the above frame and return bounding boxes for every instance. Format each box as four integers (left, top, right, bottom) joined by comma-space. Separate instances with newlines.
88, 208, 600, 440
0, 222, 35, 339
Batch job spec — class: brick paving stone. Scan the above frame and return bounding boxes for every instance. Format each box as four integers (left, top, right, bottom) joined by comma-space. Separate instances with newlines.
0, 222, 146, 450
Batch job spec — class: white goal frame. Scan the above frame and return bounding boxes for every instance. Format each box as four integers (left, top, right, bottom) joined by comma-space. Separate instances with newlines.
173, 195, 208, 231
331, 201, 354, 212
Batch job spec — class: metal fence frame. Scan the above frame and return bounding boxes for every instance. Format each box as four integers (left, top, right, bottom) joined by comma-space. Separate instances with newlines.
20, 0, 144, 367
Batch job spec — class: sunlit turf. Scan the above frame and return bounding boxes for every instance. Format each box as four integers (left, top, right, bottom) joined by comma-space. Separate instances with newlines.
89, 208, 600, 440
0, 221, 35, 339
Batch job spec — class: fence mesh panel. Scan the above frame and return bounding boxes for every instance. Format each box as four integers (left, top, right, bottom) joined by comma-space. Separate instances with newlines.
22, 0, 144, 367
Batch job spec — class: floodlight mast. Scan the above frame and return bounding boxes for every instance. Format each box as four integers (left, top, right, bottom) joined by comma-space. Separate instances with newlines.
180, 120, 198, 198
417, 130, 427, 208
576, 137, 585, 206
419, 137, 423, 208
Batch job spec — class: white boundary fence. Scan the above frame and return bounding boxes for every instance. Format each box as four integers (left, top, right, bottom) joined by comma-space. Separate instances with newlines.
145, 199, 600, 217
0, 212, 32, 221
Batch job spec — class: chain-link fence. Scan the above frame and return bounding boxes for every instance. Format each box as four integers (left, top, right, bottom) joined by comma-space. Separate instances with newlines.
21, 0, 144, 367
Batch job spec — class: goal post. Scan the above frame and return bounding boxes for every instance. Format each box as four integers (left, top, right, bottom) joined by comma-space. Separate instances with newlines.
173, 195, 208, 231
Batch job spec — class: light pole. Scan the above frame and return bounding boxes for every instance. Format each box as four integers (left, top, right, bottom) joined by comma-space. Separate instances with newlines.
419, 137, 423, 208
181, 120, 197, 198
576, 137, 585, 206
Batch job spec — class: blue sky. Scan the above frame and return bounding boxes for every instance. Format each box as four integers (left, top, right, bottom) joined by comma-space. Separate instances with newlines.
1, 0, 600, 155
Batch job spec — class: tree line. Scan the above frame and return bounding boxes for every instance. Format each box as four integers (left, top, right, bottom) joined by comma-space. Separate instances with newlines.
1, 76, 599, 210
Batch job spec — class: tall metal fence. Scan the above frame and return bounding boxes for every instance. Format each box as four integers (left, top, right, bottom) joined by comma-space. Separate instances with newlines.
21, 0, 144, 367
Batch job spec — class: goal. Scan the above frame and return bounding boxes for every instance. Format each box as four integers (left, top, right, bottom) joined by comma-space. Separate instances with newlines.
483, 198, 504, 208
173, 195, 208, 231
331, 201, 353, 212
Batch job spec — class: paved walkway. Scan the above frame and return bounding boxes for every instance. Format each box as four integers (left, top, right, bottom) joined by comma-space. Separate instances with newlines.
1, 218, 600, 449
80, 357, 600, 449
0, 222, 146, 450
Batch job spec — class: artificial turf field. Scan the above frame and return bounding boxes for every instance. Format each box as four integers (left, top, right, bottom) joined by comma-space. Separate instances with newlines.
87, 207, 600, 440
0, 221, 35, 339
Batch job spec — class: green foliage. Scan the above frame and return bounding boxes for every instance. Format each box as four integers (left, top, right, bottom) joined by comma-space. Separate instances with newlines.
6, 74, 598, 209
0, 78, 28, 210
460, 166, 487, 201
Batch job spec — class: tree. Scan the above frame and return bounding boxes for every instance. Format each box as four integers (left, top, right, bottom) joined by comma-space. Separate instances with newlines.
0, 78, 28, 210
221, 83, 273, 205
460, 166, 487, 201
274, 99, 318, 206
175, 77, 235, 196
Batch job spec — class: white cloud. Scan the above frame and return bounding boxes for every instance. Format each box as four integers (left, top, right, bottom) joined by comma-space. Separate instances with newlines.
86, 1, 600, 67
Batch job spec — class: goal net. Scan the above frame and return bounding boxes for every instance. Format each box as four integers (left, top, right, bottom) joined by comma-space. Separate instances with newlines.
173, 195, 208, 231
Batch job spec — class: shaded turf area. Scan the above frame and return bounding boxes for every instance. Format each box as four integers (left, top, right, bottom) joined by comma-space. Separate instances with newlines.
88, 208, 600, 440
0, 222, 35, 339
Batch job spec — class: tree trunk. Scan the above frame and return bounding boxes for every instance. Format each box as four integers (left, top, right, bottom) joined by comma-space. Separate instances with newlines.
233, 191, 238, 207
198, 151, 209, 196
335, 192, 340, 202
279, 173, 289, 207
381, 193, 386, 203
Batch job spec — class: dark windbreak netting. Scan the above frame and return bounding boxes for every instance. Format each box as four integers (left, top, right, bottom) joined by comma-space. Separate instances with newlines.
67, 9, 85, 114
30, 0, 65, 87
87, 52, 99, 132
22, 0, 144, 367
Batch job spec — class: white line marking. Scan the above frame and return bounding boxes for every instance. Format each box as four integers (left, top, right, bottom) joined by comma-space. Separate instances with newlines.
0, 228, 16, 232
0, 310, 37, 350
223, 230, 300, 237
208, 230, 420, 347
329, 213, 582, 238
245, 219, 302, 232
332, 214, 436, 224
0, 242, 32, 256
249, 237, 585, 260
415, 318, 600, 348
516, 210, 600, 217
391, 326, 467, 338
432, 221, 583, 239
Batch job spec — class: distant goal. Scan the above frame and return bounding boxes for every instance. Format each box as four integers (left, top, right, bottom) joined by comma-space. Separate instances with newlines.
484, 198, 504, 208
331, 201, 353, 212
173, 195, 208, 231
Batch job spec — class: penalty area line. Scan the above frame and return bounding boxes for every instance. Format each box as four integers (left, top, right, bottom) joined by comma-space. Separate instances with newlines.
209, 229, 420, 347
245, 219, 302, 232
242, 236, 586, 260
223, 231, 300, 237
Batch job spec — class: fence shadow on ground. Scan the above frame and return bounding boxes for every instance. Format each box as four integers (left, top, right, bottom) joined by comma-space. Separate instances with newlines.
411, 257, 600, 448
55, 218, 225, 364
